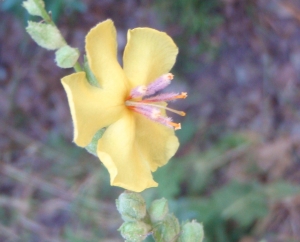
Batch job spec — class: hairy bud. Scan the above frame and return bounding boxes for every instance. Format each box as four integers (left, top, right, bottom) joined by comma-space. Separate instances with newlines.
55, 46, 80, 68
23, 0, 45, 17
178, 220, 204, 242
152, 214, 180, 242
26, 21, 65, 50
119, 221, 151, 242
149, 198, 169, 223
116, 191, 146, 222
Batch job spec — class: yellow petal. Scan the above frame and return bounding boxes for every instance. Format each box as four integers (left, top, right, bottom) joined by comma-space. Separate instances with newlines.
86, 19, 129, 92
123, 28, 178, 88
134, 113, 179, 172
61, 72, 125, 147
97, 110, 158, 192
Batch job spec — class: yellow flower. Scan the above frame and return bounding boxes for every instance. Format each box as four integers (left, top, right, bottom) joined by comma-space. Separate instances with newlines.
61, 19, 186, 192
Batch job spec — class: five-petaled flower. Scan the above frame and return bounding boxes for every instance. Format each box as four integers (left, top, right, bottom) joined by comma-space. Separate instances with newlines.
61, 19, 186, 192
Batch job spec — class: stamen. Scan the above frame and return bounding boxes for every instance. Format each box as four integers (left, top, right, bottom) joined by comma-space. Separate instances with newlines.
170, 122, 181, 130
156, 116, 181, 130
143, 92, 188, 102
145, 73, 173, 96
125, 73, 186, 130
126, 101, 186, 117
129, 105, 161, 120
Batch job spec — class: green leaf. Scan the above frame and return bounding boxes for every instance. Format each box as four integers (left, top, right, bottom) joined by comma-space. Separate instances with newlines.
265, 181, 300, 200
213, 181, 268, 227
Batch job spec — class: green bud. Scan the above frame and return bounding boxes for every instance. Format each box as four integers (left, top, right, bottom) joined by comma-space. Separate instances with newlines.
22, 0, 45, 17
119, 221, 151, 242
178, 221, 204, 242
26, 21, 66, 50
152, 214, 180, 242
116, 191, 146, 222
149, 198, 169, 223
55, 46, 80, 68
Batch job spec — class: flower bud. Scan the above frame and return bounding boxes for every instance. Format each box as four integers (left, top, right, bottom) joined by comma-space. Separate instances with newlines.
22, 0, 45, 17
149, 198, 169, 223
119, 221, 151, 242
152, 214, 180, 242
55, 46, 80, 68
116, 191, 146, 222
26, 21, 66, 50
178, 221, 204, 242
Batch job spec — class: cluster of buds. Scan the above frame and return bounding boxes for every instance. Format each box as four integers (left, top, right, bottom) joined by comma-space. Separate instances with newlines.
23, 0, 80, 68
116, 191, 204, 242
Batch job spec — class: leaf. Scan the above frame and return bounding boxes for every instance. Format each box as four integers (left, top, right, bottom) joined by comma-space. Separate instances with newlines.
265, 181, 300, 200
214, 181, 268, 227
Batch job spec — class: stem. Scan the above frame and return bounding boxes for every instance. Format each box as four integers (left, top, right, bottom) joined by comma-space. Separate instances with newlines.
32, 0, 83, 72
32, 0, 53, 25
73, 62, 83, 72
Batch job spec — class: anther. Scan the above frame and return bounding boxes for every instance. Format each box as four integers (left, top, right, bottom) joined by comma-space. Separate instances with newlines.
177, 92, 187, 99
145, 73, 173, 96
169, 122, 181, 130
129, 85, 147, 99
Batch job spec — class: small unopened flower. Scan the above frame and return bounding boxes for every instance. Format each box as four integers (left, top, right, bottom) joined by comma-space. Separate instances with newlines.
61, 19, 187, 192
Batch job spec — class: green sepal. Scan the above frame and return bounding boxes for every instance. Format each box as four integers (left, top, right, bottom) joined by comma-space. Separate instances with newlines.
26, 21, 65, 50
84, 55, 100, 87
55, 46, 80, 68
85, 128, 106, 157
22, 0, 45, 17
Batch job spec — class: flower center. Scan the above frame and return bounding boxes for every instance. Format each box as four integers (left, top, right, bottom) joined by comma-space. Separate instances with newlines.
125, 73, 187, 130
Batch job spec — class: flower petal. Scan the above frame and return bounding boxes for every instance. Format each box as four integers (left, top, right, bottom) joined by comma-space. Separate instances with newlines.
134, 113, 179, 172
97, 110, 158, 192
86, 19, 129, 91
123, 28, 178, 88
61, 72, 125, 147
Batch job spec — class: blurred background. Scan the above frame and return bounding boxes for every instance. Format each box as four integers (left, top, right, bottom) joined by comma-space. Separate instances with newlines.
1, 0, 300, 241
